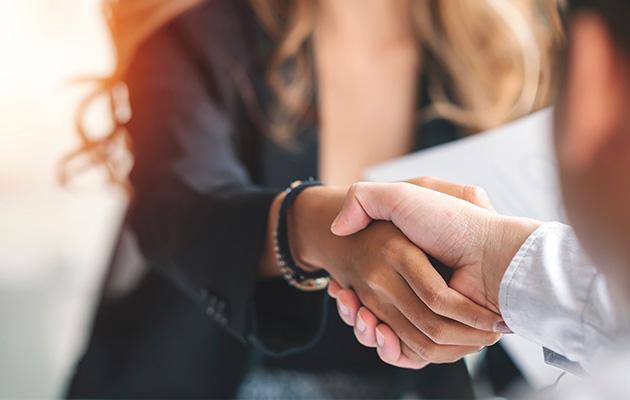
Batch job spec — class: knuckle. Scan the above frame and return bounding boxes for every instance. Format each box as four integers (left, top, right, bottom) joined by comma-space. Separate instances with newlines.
349, 181, 370, 198
424, 322, 447, 345
417, 342, 440, 362
425, 289, 446, 313
395, 248, 418, 274
383, 230, 405, 248
380, 235, 406, 262
365, 269, 390, 295
347, 182, 364, 198
469, 312, 482, 330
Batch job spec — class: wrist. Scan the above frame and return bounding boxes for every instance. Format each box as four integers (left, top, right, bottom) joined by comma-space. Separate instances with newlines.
484, 215, 541, 310
289, 185, 348, 272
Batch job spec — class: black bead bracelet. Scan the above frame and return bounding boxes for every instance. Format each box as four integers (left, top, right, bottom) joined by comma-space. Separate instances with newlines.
274, 178, 330, 291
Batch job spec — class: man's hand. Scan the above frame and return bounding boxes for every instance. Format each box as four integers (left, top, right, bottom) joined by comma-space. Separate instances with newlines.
331, 178, 539, 312
328, 177, 540, 368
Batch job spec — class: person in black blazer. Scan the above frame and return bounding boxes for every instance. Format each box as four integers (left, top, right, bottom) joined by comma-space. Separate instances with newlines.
66, 0, 560, 398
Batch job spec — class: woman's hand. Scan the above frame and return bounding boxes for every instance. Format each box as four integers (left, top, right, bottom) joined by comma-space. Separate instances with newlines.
328, 279, 420, 367
289, 185, 503, 369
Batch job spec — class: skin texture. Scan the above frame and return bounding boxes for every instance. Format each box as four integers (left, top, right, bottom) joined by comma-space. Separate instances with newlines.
328, 13, 630, 368
331, 180, 540, 312
259, 182, 503, 368
328, 178, 539, 368
290, 185, 502, 367
317, 0, 418, 186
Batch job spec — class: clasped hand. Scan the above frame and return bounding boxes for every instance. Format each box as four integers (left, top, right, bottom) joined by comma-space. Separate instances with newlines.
322, 178, 539, 369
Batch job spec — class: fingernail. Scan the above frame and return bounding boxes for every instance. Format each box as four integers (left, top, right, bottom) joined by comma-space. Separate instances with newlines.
376, 328, 385, 347
357, 314, 366, 332
338, 302, 349, 316
330, 217, 340, 233
494, 321, 513, 334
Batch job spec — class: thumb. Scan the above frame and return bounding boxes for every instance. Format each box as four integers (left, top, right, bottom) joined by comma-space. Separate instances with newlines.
330, 182, 403, 236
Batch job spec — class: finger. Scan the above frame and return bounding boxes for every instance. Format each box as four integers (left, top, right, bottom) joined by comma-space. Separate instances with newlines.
333, 182, 493, 267
376, 324, 428, 369
330, 183, 375, 236
373, 303, 483, 364
396, 248, 503, 333
385, 263, 501, 345
406, 176, 495, 211
393, 280, 501, 346
336, 288, 361, 326
331, 182, 408, 236
398, 324, 482, 364
375, 324, 400, 365
354, 307, 379, 348
327, 279, 342, 299
399, 343, 429, 369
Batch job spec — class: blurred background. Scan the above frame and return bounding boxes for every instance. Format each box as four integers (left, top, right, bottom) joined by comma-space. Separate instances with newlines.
0, 0, 125, 397
0, 1, 565, 398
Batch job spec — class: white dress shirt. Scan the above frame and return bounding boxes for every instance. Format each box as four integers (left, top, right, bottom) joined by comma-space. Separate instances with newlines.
499, 222, 622, 371
498, 222, 630, 399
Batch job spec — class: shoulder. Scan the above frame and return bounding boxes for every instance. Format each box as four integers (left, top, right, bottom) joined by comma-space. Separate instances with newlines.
130, 0, 263, 68
166, 0, 263, 69
127, 0, 266, 103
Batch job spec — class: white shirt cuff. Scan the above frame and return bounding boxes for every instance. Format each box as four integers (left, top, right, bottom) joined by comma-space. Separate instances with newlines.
498, 222, 601, 364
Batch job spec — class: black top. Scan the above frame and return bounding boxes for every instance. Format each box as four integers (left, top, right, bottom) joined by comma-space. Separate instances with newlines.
96, 0, 472, 397
127, 0, 459, 350
125, 0, 324, 354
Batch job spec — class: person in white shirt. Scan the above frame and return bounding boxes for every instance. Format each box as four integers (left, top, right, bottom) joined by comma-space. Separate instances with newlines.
330, 182, 623, 372
325, 0, 630, 395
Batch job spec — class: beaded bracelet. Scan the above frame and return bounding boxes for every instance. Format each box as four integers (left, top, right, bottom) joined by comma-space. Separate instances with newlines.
274, 179, 330, 291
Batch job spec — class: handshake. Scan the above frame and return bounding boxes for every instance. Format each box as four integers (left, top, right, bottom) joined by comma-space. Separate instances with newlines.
298, 177, 540, 369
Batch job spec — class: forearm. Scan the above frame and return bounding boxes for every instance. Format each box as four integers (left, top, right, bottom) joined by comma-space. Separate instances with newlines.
290, 186, 348, 271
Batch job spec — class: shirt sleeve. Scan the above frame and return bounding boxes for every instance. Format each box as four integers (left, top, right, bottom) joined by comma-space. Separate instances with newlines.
499, 222, 618, 369
123, 14, 326, 354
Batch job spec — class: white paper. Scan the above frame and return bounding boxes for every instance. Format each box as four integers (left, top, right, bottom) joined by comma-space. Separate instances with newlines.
366, 108, 566, 387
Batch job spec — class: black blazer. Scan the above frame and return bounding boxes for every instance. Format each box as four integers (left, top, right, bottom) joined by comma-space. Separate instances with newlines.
67, 0, 477, 398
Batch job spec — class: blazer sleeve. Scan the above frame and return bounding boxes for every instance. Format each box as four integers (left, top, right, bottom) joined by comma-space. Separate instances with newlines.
123, 17, 327, 355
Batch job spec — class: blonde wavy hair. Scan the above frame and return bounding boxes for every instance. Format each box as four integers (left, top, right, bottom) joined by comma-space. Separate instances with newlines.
63, 0, 563, 186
